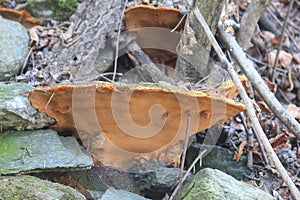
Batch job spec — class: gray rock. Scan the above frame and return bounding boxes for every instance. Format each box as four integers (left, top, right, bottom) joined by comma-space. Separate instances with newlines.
0, 129, 93, 175
185, 144, 252, 179
18, 0, 78, 21
70, 167, 138, 194
0, 16, 29, 80
182, 168, 275, 200
132, 167, 188, 199
99, 187, 150, 200
70, 166, 187, 200
0, 175, 86, 200
0, 83, 55, 131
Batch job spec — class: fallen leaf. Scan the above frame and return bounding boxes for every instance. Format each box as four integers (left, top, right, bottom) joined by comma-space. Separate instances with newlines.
233, 140, 247, 161
269, 133, 288, 151
267, 50, 293, 68
286, 104, 300, 120
262, 76, 277, 93
262, 31, 275, 44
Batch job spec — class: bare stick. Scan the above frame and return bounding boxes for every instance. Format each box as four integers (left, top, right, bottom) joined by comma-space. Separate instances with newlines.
218, 24, 300, 139
126, 41, 175, 84
178, 114, 191, 198
112, 0, 128, 82
169, 149, 207, 200
192, 7, 300, 200
239, 113, 254, 168
271, 0, 294, 82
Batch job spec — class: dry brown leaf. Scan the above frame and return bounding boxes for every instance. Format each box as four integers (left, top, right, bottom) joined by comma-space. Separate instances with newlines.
269, 133, 288, 151
292, 53, 300, 64
267, 50, 293, 68
262, 76, 277, 93
261, 31, 275, 44
286, 104, 300, 120
256, 101, 273, 116
233, 141, 247, 161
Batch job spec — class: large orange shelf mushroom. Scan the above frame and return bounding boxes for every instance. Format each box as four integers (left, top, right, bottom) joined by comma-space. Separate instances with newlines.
29, 81, 246, 170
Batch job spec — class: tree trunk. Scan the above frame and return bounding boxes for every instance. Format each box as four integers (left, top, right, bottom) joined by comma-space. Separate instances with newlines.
174, 0, 225, 83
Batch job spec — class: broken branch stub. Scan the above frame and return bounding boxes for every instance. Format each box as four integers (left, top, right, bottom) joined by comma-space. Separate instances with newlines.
28, 81, 245, 171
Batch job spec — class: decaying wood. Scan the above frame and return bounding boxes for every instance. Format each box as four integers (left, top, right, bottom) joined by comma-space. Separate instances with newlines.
41, 0, 124, 83
191, 5, 300, 199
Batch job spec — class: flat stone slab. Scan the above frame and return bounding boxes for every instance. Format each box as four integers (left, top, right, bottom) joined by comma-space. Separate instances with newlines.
0, 175, 86, 200
100, 187, 150, 200
182, 168, 275, 200
0, 83, 55, 131
0, 129, 93, 175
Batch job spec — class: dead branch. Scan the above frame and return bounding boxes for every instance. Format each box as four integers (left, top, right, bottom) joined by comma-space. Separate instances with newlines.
192, 6, 300, 200
218, 23, 300, 139
126, 41, 175, 84
271, 0, 294, 82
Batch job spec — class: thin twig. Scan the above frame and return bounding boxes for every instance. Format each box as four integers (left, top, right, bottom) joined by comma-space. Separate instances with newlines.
21, 47, 33, 74
112, 0, 128, 82
178, 114, 191, 199
171, 12, 188, 32
252, 125, 270, 165
169, 149, 207, 200
218, 23, 300, 139
266, 7, 299, 51
239, 113, 253, 168
271, 0, 294, 82
191, 6, 300, 200
269, 3, 300, 32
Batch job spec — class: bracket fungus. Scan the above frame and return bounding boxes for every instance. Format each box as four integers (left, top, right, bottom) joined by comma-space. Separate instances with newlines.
123, 5, 187, 70
29, 80, 246, 171
0, 8, 40, 28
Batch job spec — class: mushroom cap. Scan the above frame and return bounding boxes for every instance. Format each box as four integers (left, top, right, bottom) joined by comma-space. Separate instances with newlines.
123, 5, 187, 69
29, 81, 245, 170
0, 8, 40, 28
124, 5, 186, 30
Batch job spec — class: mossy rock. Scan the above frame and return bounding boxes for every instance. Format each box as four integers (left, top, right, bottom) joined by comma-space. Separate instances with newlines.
182, 168, 275, 200
0, 175, 86, 200
0, 129, 93, 175
19, 0, 78, 21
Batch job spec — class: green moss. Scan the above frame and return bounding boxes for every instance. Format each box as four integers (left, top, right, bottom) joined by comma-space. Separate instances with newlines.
0, 133, 20, 159
58, 0, 77, 11
0, 176, 86, 199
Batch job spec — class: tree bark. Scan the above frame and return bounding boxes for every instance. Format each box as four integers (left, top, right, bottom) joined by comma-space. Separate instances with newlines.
236, 0, 271, 49
174, 0, 225, 83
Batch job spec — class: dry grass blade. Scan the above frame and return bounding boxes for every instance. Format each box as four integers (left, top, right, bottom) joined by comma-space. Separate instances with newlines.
177, 114, 191, 199
112, 0, 128, 82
